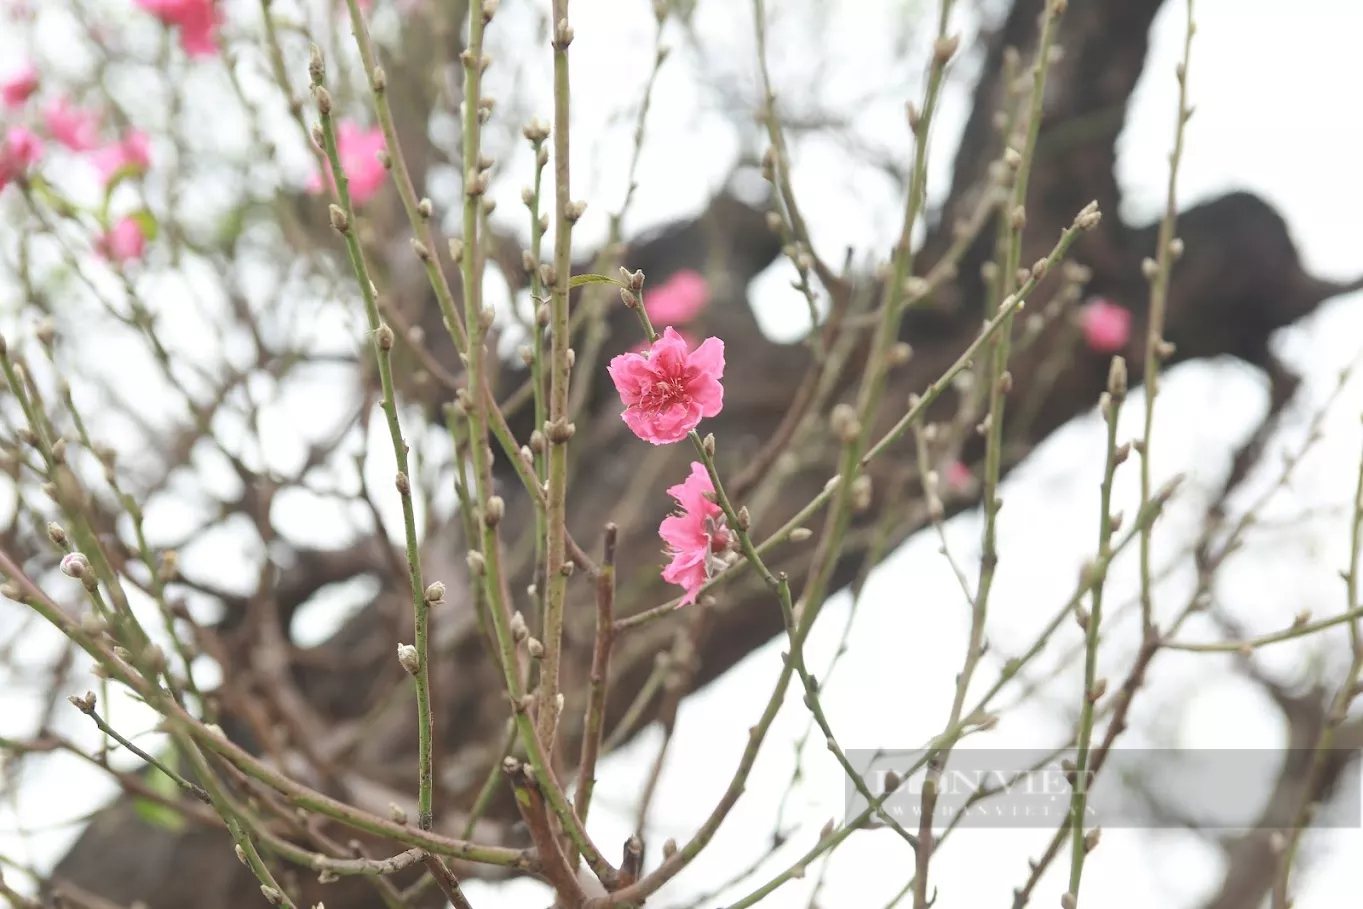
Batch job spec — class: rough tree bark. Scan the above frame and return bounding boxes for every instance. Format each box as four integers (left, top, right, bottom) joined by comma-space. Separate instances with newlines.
42, 1, 1363, 907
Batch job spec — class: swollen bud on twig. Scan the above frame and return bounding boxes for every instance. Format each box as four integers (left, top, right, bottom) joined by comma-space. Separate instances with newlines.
397, 644, 420, 675
1073, 201, 1102, 230
510, 611, 529, 642
424, 581, 446, 605
68, 691, 96, 713
313, 86, 332, 115
483, 496, 505, 527
308, 44, 324, 85
523, 117, 550, 144
47, 522, 68, 546
829, 404, 860, 444
545, 419, 575, 444
466, 550, 486, 576
906, 101, 921, 133
328, 205, 348, 233
553, 18, 574, 49
377, 324, 394, 350
851, 475, 873, 513
389, 803, 408, 825
933, 34, 961, 63
60, 551, 90, 579
1107, 356, 1127, 398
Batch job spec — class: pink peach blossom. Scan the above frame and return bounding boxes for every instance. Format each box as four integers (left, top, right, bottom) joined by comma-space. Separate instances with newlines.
307, 121, 388, 204
644, 269, 710, 327
0, 126, 43, 192
134, 0, 220, 58
1, 62, 39, 109
97, 217, 147, 263
945, 460, 971, 490
43, 97, 100, 151
659, 461, 732, 605
1079, 298, 1131, 354
608, 326, 724, 445
630, 328, 697, 356
89, 130, 151, 185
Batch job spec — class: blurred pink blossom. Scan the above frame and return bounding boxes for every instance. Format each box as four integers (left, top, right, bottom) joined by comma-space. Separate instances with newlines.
659, 461, 731, 606
89, 130, 151, 185
644, 269, 710, 327
1, 62, 39, 109
43, 97, 100, 151
134, 0, 220, 58
945, 460, 972, 490
1079, 298, 1131, 354
307, 121, 387, 204
0, 126, 43, 192
98, 217, 148, 262
608, 326, 725, 444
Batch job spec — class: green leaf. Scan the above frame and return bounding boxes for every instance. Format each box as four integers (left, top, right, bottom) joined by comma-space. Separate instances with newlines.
101, 164, 146, 210
568, 273, 626, 289
132, 747, 186, 832
133, 789, 186, 832
128, 209, 159, 242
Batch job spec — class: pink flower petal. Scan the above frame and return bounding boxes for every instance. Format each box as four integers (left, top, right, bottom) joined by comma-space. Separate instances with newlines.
0, 126, 43, 191
135, 0, 220, 58
1, 62, 39, 109
657, 461, 729, 605
97, 217, 147, 263
89, 131, 152, 185
43, 97, 101, 152
1079, 298, 1131, 354
611, 328, 726, 444
306, 120, 387, 204
644, 269, 710, 327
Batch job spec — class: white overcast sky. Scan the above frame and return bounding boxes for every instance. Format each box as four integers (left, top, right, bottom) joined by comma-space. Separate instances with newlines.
4, 0, 1363, 907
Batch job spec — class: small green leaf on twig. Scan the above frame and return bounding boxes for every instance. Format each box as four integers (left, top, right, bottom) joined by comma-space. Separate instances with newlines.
568, 273, 627, 289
